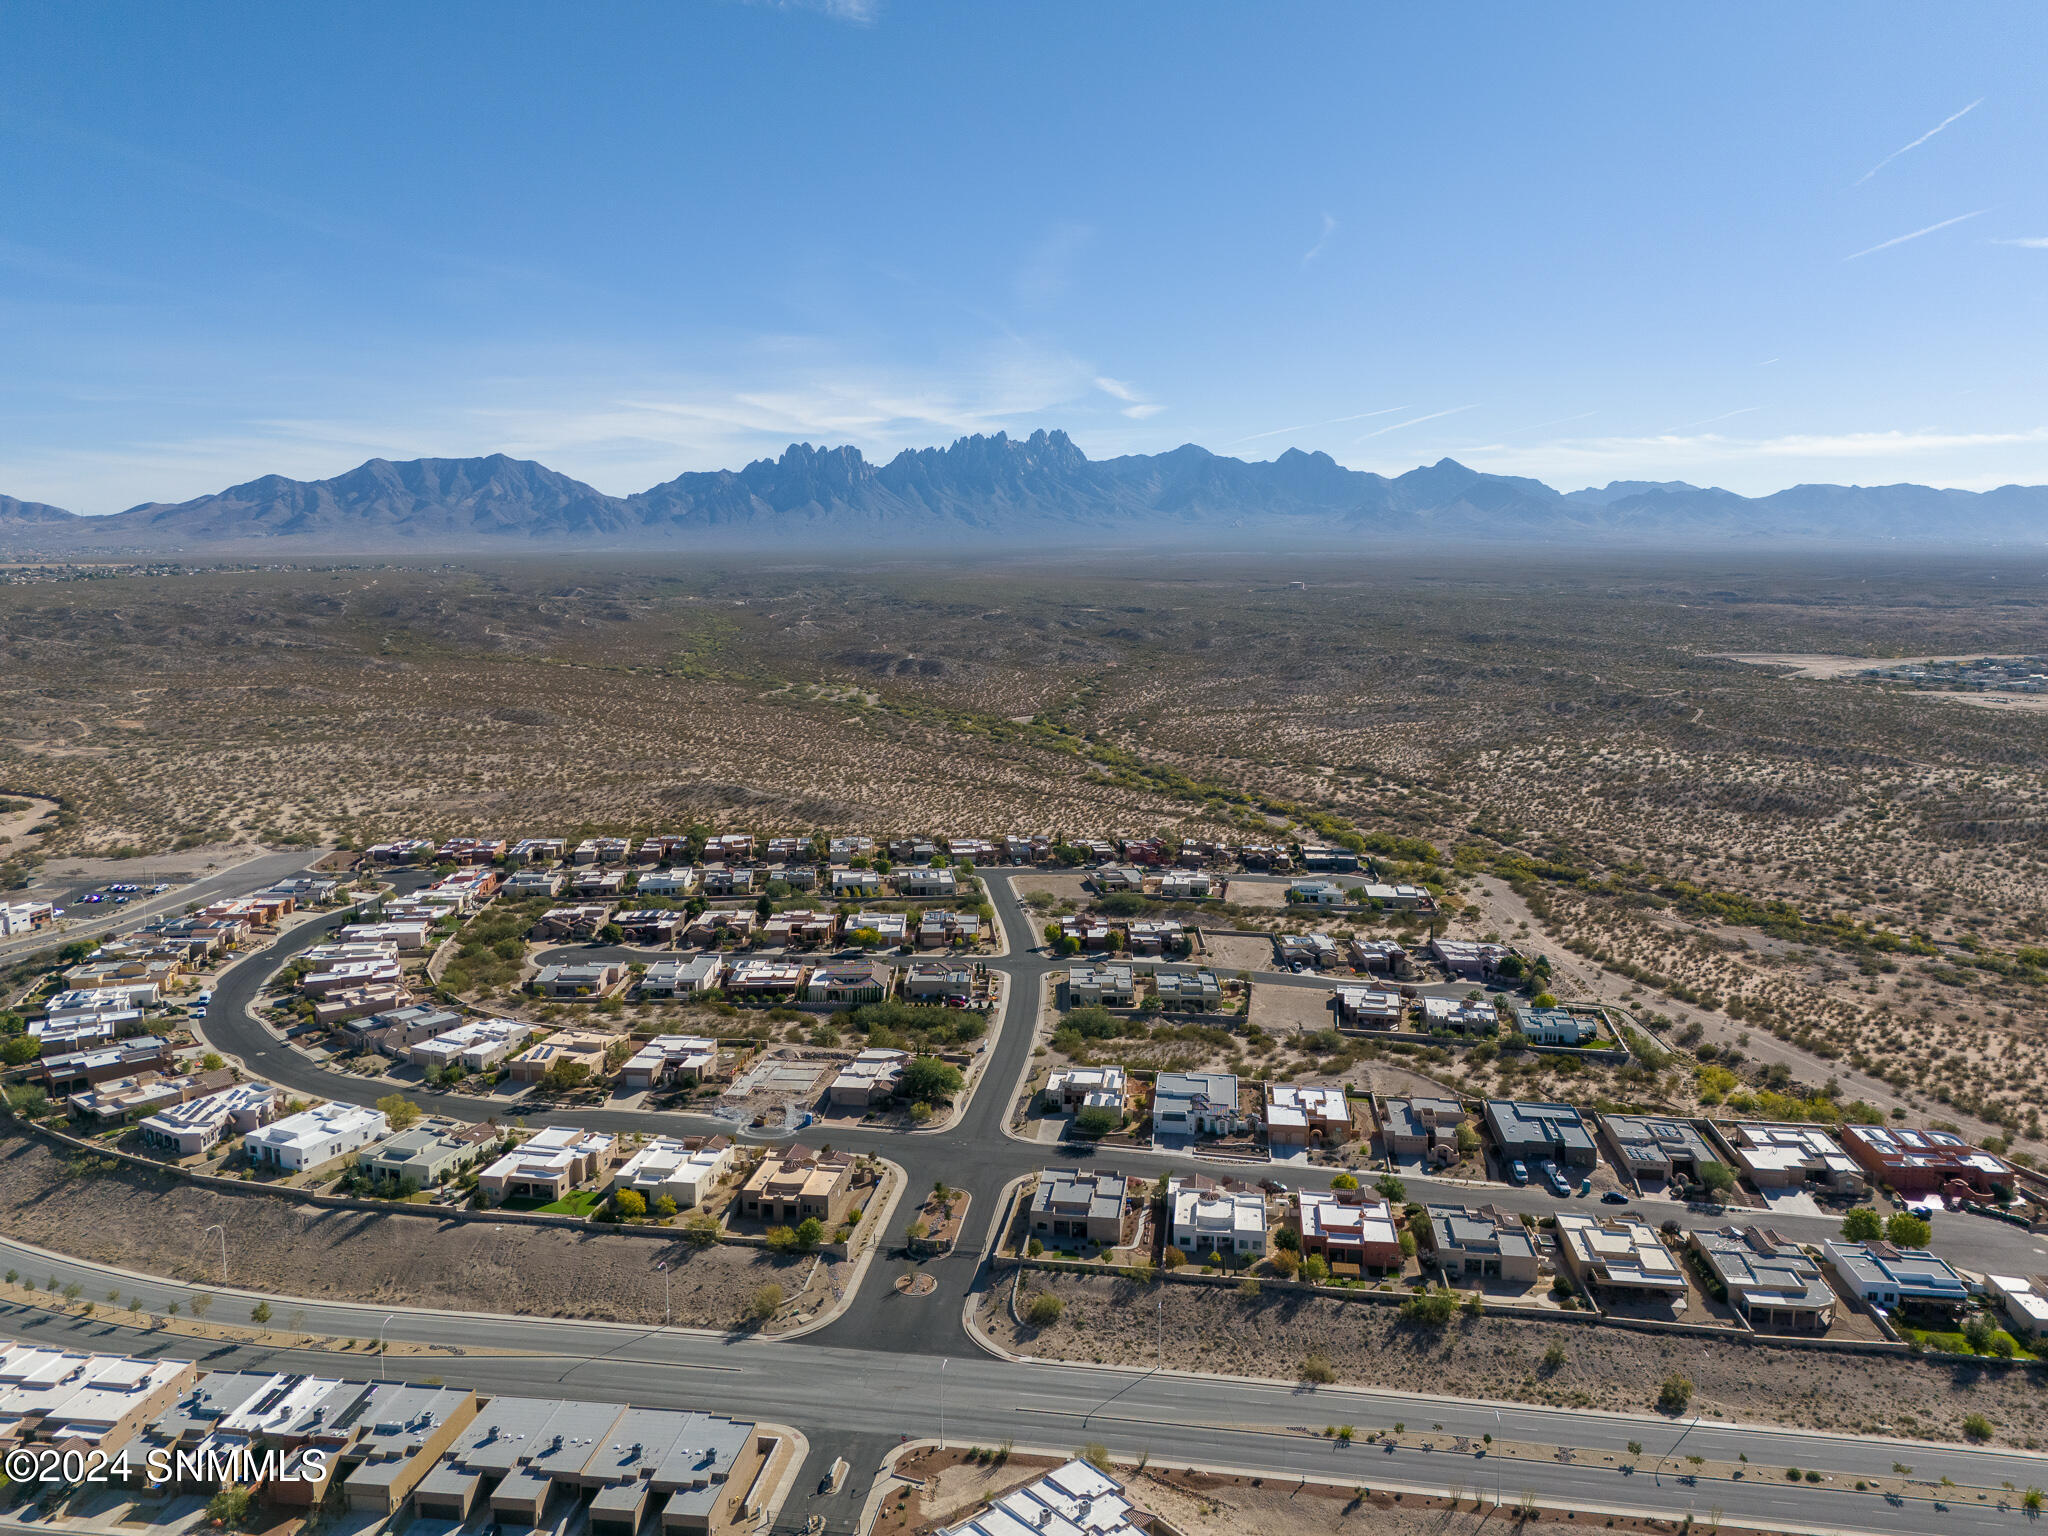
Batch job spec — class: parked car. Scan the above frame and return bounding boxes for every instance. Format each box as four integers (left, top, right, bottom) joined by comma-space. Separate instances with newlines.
1507, 1160, 1530, 1187
1601, 1189, 1630, 1205
1542, 1163, 1571, 1198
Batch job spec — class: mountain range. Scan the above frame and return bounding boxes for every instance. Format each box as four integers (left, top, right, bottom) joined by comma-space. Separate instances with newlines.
3, 429, 2044, 554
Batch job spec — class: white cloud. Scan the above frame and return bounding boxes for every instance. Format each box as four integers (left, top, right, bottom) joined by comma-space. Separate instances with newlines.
1992, 236, 2048, 249
1301, 212, 1337, 267
1854, 98, 1982, 185
1844, 208, 1990, 261
1359, 404, 1478, 439
1093, 375, 1164, 420
741, 0, 878, 23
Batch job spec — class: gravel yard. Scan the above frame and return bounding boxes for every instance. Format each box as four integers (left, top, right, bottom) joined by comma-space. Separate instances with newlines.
0, 1133, 833, 1333
981, 1271, 2048, 1449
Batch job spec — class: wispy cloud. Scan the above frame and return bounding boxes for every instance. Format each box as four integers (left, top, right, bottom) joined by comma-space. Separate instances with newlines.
1016, 222, 1092, 306
1094, 375, 1164, 419
1360, 404, 1478, 439
1219, 406, 1408, 447
1992, 236, 2048, 249
1669, 406, 1762, 432
741, 0, 878, 22
1854, 98, 1982, 185
1844, 208, 1990, 261
1301, 212, 1337, 267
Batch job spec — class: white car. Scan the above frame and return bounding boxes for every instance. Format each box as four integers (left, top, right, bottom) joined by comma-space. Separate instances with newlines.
194, 991, 213, 1009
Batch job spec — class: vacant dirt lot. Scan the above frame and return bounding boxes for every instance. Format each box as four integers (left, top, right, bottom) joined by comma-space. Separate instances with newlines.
0, 1134, 828, 1332
982, 1272, 2048, 1449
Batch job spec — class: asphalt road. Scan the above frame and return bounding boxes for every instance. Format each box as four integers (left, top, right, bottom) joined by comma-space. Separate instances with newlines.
0, 1256, 2042, 1536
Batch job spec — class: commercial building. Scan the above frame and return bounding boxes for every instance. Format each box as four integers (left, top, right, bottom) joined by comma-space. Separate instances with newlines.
1483, 1099, 1598, 1169
1028, 1168, 1130, 1246
936, 1458, 1154, 1536
244, 1102, 390, 1171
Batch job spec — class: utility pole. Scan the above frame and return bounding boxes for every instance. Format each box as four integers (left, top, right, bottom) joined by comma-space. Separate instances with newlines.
203, 1223, 227, 1286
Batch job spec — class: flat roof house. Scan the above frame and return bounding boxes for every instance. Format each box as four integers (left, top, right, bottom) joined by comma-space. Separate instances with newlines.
638, 955, 725, 998
1424, 1203, 1540, 1284
1347, 937, 1408, 972
736, 1145, 856, 1227
1989, 1275, 2048, 1339
1824, 1239, 1967, 1312
1422, 995, 1499, 1035
1264, 1083, 1352, 1146
1430, 938, 1511, 978
1287, 880, 1347, 908
725, 958, 804, 997
1064, 963, 1135, 1008
805, 959, 893, 1007
829, 868, 883, 899
1716, 1121, 1867, 1194
1689, 1225, 1836, 1331
311, 982, 408, 1027
477, 1127, 618, 1204
1168, 1176, 1267, 1258
614, 909, 684, 945
1151, 968, 1220, 1010
895, 867, 958, 899
1839, 1124, 2014, 1197
827, 1047, 909, 1107
1029, 1168, 1130, 1247
1295, 1192, 1401, 1273
1042, 1065, 1127, 1115
500, 870, 564, 900
358, 1119, 493, 1189
1555, 1213, 1686, 1302
138, 1081, 278, 1157
916, 909, 980, 948
903, 959, 974, 1001
245, 1102, 390, 1170
0, 1345, 197, 1456
1380, 1095, 1466, 1164
1515, 1006, 1598, 1046
610, 1135, 734, 1209
338, 1382, 480, 1513
1484, 1099, 1598, 1169
1153, 1070, 1246, 1138
762, 909, 838, 948
347, 1003, 459, 1057
1599, 1113, 1720, 1185
1335, 986, 1403, 1028
619, 1034, 719, 1092
508, 1029, 614, 1084
534, 961, 625, 1000
845, 910, 907, 945
410, 1019, 534, 1072
936, 1458, 1153, 1536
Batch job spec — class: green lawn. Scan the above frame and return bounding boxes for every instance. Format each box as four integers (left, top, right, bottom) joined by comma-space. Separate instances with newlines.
1904, 1325, 2036, 1360
533, 1190, 603, 1216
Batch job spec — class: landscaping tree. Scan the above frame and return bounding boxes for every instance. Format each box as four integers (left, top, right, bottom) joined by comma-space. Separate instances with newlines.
375, 1094, 422, 1131
1886, 1212, 1932, 1248
251, 1301, 273, 1326
1698, 1161, 1736, 1195
1657, 1375, 1694, 1414
899, 1056, 965, 1105
1375, 1173, 1406, 1203
206, 1485, 252, 1527
682, 1212, 720, 1248
1840, 1207, 1884, 1242
750, 1284, 783, 1322
652, 1194, 677, 1219
1071, 1104, 1121, 1138
612, 1189, 647, 1220
1329, 1173, 1360, 1191
795, 1217, 825, 1251
1026, 1290, 1064, 1326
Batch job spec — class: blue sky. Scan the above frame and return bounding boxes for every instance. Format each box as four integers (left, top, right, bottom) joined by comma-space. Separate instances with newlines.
3, 1, 2045, 513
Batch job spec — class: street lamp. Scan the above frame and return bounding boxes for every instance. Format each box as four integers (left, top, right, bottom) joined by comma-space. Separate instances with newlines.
657, 1260, 670, 1326
939, 1357, 947, 1452
203, 1224, 227, 1286
1494, 1411, 1502, 1510
1655, 1412, 1703, 1486
376, 1314, 397, 1381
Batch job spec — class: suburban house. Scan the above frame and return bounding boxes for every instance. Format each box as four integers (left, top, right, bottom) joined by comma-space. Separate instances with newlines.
704, 833, 755, 861
1153, 1071, 1248, 1139
1157, 872, 1213, 899
827, 1047, 910, 1107
612, 909, 683, 946
533, 961, 625, 1000
683, 909, 757, 946
346, 1004, 460, 1058
1274, 932, 1339, 969
736, 1146, 856, 1227
1064, 963, 1136, 1008
1823, 1239, 1968, 1312
1287, 880, 1347, 908
1688, 1226, 1836, 1331
844, 910, 907, 946
1599, 1113, 1720, 1185
1122, 918, 1185, 955
1042, 1065, 1127, 1116
1514, 1006, 1598, 1046
633, 867, 698, 897
1299, 844, 1359, 871
410, 1019, 534, 1073
609, 1135, 734, 1209
1379, 1096, 1466, 1163
508, 836, 566, 864
500, 870, 565, 900
916, 909, 980, 948
1361, 882, 1429, 909
829, 868, 883, 899
698, 864, 753, 897
804, 960, 893, 1007
507, 1030, 614, 1084
1347, 937, 1408, 973
1335, 986, 1404, 1028
1421, 996, 1499, 1035
533, 905, 613, 941
40, 1038, 171, 1095
725, 958, 805, 998
1715, 1121, 1867, 1194
477, 1127, 618, 1204
894, 868, 958, 899
1989, 1275, 2048, 1339
1091, 866, 1145, 893
300, 959, 403, 998
68, 1065, 232, 1126
1028, 1168, 1129, 1247
637, 955, 725, 998
1264, 1083, 1352, 1146
312, 982, 409, 1027
1554, 1213, 1687, 1303
1838, 1125, 2014, 1197
244, 1102, 390, 1171
0, 1344, 196, 1457
1151, 969, 1220, 1009
1294, 1192, 1402, 1273
1424, 1203, 1541, 1284
338, 1382, 483, 1514
903, 959, 974, 1002
570, 869, 626, 899
137, 1081, 279, 1158
357, 1119, 495, 1189
1484, 1099, 1598, 1169
1057, 916, 1112, 949
618, 1035, 719, 1092
1167, 1176, 1267, 1258
1429, 938, 1512, 978
335, 919, 435, 954
762, 909, 838, 948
